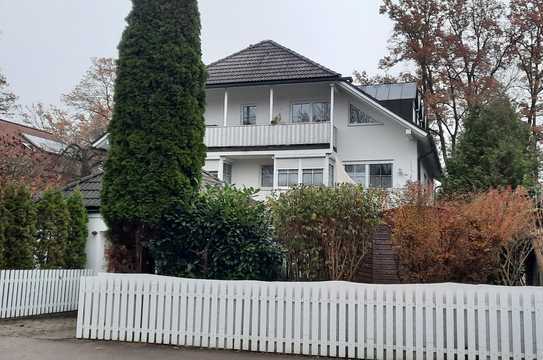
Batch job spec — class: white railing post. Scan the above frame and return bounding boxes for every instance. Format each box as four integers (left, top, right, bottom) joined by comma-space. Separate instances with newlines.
330, 83, 335, 152
223, 88, 228, 127
269, 87, 274, 124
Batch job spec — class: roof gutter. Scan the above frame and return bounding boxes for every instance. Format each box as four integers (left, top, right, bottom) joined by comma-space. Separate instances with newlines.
205, 75, 342, 89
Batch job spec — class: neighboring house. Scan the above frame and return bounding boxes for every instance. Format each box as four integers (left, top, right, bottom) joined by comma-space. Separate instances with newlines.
94, 40, 441, 200
0, 118, 68, 188
62, 170, 223, 272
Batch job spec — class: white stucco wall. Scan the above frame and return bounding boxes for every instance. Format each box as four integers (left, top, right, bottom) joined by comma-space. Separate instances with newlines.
204, 81, 424, 189
334, 87, 419, 188
86, 212, 109, 273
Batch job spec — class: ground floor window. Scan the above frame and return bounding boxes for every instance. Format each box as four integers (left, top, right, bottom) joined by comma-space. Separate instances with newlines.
302, 168, 323, 186
261, 165, 274, 187
278, 169, 298, 187
223, 163, 232, 184
344, 163, 393, 189
369, 163, 392, 188
329, 164, 334, 186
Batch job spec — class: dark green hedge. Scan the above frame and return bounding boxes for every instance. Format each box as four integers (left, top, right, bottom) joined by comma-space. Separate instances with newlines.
151, 186, 283, 281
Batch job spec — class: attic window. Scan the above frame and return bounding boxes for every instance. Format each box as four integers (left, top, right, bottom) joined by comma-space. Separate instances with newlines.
349, 104, 377, 124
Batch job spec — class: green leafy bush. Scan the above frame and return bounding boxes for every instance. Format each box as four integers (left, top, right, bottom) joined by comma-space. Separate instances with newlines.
64, 190, 88, 268
269, 185, 385, 281
151, 186, 283, 281
35, 189, 69, 269
0, 184, 36, 269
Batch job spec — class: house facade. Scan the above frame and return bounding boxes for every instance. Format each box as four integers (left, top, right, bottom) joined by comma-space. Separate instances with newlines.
94, 40, 441, 199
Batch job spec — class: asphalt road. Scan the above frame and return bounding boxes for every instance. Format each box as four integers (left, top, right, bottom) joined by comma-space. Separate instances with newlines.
0, 314, 314, 360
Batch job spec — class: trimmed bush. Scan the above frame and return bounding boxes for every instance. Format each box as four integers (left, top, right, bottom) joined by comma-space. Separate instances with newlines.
1, 184, 36, 269
64, 189, 88, 268
269, 185, 385, 281
35, 189, 69, 269
151, 186, 283, 281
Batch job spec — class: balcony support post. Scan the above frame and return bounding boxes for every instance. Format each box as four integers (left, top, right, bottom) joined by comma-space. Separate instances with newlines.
329, 83, 335, 152
218, 157, 224, 181
269, 87, 274, 124
272, 156, 278, 190
223, 88, 228, 126
323, 155, 330, 187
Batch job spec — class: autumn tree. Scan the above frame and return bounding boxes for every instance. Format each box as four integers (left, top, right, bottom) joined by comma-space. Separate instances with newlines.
0, 69, 16, 116
24, 58, 116, 177
509, 0, 543, 130
379, 0, 510, 163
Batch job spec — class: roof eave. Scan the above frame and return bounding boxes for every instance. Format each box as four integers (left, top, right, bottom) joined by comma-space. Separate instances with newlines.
205, 75, 342, 89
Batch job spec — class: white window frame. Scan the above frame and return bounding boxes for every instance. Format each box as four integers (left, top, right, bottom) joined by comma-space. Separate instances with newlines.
223, 162, 233, 184
240, 104, 257, 125
277, 168, 299, 187
302, 168, 324, 186
348, 103, 381, 126
260, 165, 274, 188
344, 162, 393, 189
291, 100, 330, 123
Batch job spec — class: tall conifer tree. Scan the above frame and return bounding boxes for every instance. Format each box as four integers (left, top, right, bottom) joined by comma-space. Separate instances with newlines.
101, 0, 206, 271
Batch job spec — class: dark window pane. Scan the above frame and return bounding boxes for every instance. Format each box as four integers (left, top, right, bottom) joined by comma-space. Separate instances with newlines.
261, 166, 273, 187
293, 103, 311, 123
312, 103, 330, 122
242, 105, 256, 125
369, 163, 392, 188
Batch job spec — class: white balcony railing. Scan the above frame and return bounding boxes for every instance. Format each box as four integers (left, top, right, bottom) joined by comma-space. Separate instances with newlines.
205, 122, 335, 148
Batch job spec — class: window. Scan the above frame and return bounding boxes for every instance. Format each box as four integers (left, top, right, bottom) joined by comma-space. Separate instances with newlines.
344, 164, 366, 185
241, 105, 256, 125
329, 164, 335, 186
223, 163, 232, 184
292, 102, 330, 123
350, 104, 377, 124
278, 169, 298, 187
302, 168, 323, 186
369, 164, 392, 188
292, 103, 311, 123
312, 102, 330, 122
261, 165, 274, 188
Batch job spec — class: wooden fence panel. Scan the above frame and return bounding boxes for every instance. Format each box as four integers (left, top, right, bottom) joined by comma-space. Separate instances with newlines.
0, 269, 94, 319
76, 274, 543, 360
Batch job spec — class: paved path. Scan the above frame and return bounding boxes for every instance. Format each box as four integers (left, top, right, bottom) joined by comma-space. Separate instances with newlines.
0, 314, 314, 360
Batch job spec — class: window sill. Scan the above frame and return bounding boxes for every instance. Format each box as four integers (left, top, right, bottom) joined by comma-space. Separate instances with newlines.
347, 123, 383, 127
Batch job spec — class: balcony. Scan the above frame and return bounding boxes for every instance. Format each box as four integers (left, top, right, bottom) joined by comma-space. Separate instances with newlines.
205, 122, 336, 149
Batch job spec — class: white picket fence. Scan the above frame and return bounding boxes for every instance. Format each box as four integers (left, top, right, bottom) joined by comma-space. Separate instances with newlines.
76, 274, 543, 360
0, 269, 95, 319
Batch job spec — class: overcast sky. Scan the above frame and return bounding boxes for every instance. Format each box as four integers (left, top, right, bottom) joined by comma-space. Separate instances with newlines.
0, 0, 404, 115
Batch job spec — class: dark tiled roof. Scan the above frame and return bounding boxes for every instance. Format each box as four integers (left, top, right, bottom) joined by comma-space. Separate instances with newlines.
359, 82, 418, 101
62, 170, 223, 210
206, 40, 340, 86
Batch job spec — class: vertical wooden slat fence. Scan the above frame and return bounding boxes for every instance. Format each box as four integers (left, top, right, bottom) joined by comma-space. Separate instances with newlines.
0, 269, 95, 319
76, 274, 543, 360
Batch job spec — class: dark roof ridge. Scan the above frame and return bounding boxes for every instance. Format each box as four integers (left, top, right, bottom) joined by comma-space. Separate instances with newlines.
359, 80, 418, 87
206, 40, 269, 68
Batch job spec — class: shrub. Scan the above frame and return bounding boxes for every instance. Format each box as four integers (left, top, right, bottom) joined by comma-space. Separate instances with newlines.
1, 184, 36, 269
64, 190, 88, 268
151, 186, 283, 281
269, 185, 385, 281
390, 185, 536, 284
35, 189, 69, 269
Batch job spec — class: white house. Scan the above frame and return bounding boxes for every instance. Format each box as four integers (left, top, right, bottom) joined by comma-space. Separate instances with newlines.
71, 40, 441, 272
